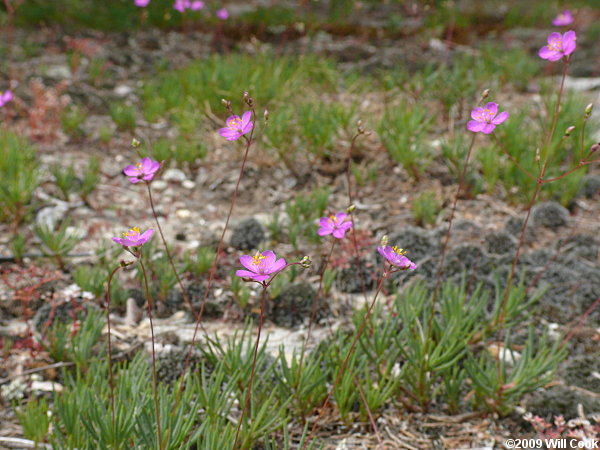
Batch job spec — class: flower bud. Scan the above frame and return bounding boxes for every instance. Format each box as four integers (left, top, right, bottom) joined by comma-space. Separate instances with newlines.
300, 255, 312, 269
564, 125, 575, 137
585, 103, 593, 117
380, 235, 388, 247
264, 109, 269, 121
119, 259, 134, 268
132, 138, 141, 148
346, 204, 356, 213
590, 142, 600, 154
535, 147, 541, 164
480, 89, 490, 101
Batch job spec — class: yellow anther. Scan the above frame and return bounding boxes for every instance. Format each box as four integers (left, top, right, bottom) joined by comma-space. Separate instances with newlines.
228, 118, 242, 130
122, 226, 140, 238
252, 253, 267, 265
391, 245, 406, 256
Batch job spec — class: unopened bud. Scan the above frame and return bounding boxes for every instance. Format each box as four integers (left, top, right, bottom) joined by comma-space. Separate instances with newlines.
132, 138, 141, 148
564, 125, 576, 137
535, 147, 541, 164
346, 204, 356, 213
264, 109, 269, 121
221, 98, 229, 107
300, 256, 312, 269
243, 91, 249, 102
119, 260, 134, 268
591, 142, 600, 154
380, 235, 389, 247
585, 103, 593, 117
480, 89, 490, 100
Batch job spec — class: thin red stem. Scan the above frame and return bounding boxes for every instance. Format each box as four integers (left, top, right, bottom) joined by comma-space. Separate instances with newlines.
353, 375, 382, 445
175, 109, 256, 408
233, 283, 268, 449
146, 182, 194, 312
492, 133, 538, 182
106, 265, 122, 434
304, 266, 392, 448
561, 295, 600, 345
138, 257, 163, 450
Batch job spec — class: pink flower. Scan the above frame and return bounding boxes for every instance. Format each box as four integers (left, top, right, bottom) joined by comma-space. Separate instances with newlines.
173, 0, 203, 12
216, 8, 229, 20
552, 10, 574, 26
236, 251, 286, 282
123, 157, 161, 183
0, 90, 13, 108
134, 0, 150, 6
377, 245, 417, 270
539, 31, 576, 61
318, 212, 353, 239
219, 111, 253, 141
112, 227, 154, 247
467, 102, 509, 134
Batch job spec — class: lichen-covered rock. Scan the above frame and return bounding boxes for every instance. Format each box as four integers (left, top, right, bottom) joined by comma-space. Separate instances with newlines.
485, 231, 517, 255
443, 244, 489, 278
559, 234, 600, 262
155, 347, 208, 385
504, 217, 535, 244
230, 218, 265, 250
187, 282, 225, 318
525, 385, 600, 420
562, 353, 600, 393
531, 201, 569, 230
32, 287, 96, 333
336, 258, 377, 293
578, 174, 600, 199
270, 282, 317, 328
388, 226, 441, 262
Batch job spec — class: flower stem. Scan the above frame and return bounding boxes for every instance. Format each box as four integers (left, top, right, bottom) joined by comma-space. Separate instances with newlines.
138, 256, 163, 450
346, 131, 368, 303
146, 182, 194, 312
304, 266, 391, 448
175, 109, 256, 408
233, 282, 268, 449
353, 375, 382, 445
302, 238, 336, 365
106, 265, 122, 436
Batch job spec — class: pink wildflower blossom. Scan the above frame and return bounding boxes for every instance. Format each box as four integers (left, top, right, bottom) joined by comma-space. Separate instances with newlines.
552, 10, 574, 26
112, 227, 154, 247
0, 90, 13, 108
173, 0, 204, 12
216, 8, 229, 20
318, 212, 353, 239
236, 251, 286, 282
219, 111, 253, 141
377, 245, 417, 270
539, 31, 576, 61
134, 0, 150, 7
123, 157, 161, 183
467, 102, 509, 134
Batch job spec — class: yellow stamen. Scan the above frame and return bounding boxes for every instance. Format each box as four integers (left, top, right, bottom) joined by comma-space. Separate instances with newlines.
391, 245, 406, 256
122, 226, 140, 238
328, 215, 337, 223
228, 117, 242, 130
252, 253, 267, 265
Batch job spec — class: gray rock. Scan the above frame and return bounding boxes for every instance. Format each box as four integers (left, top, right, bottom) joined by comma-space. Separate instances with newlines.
162, 168, 187, 182
270, 282, 317, 328
562, 353, 600, 393
230, 218, 265, 251
579, 175, 600, 199
485, 231, 518, 255
526, 385, 600, 420
155, 347, 208, 385
531, 201, 569, 229
504, 216, 535, 244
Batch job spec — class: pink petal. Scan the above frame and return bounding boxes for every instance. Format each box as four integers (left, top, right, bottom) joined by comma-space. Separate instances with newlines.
470, 107, 483, 121
467, 120, 485, 132
318, 227, 333, 236
562, 30, 577, 55
239, 255, 257, 272
547, 32, 562, 44
2, 91, 12, 103
332, 229, 346, 239
139, 229, 155, 243
269, 258, 286, 273
129, 177, 141, 183
492, 111, 509, 125
339, 221, 353, 230
236, 269, 258, 279
219, 128, 241, 140
241, 121, 253, 135
484, 102, 498, 115
481, 123, 496, 134
334, 212, 347, 221
377, 246, 388, 260
261, 251, 276, 267
241, 111, 252, 128
190, 1, 204, 10
112, 237, 125, 245
123, 165, 139, 176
